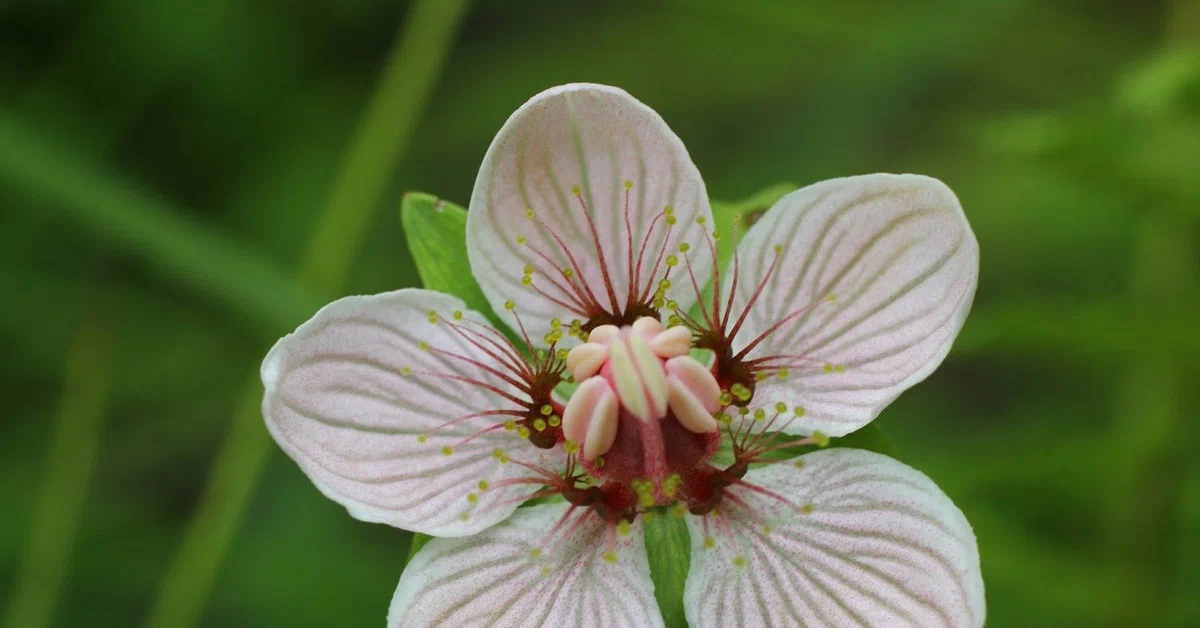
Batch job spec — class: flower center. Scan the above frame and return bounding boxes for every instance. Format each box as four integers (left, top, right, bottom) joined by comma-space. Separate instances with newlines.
562, 317, 721, 502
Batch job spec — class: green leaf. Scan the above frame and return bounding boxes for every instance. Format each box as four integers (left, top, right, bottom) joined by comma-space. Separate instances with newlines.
709, 182, 797, 268
400, 192, 491, 313
405, 532, 433, 562
643, 512, 691, 628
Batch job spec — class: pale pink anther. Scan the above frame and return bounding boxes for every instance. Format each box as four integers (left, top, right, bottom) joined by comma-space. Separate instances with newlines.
563, 316, 720, 461
665, 356, 721, 433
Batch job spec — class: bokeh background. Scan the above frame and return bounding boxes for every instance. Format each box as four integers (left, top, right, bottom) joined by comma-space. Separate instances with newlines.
2, 0, 1198, 626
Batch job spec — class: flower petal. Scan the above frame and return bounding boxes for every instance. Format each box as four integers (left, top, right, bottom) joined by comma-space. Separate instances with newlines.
389, 502, 663, 628
468, 83, 713, 335
262, 288, 562, 537
684, 449, 985, 627
726, 174, 978, 436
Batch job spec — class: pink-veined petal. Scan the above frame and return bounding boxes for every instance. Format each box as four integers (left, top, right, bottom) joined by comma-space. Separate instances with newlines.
684, 448, 985, 628
262, 289, 563, 537
467, 83, 713, 336
389, 502, 663, 628
726, 174, 978, 436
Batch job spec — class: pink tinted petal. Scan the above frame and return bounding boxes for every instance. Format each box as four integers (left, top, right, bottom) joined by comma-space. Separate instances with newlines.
684, 449, 985, 628
261, 289, 562, 537
389, 502, 663, 628
726, 174, 978, 436
467, 83, 713, 337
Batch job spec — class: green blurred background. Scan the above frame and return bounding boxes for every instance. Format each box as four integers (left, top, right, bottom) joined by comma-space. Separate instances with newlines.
2, 0, 1198, 626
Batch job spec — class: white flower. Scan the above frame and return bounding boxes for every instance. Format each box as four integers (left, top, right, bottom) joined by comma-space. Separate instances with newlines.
262, 83, 984, 627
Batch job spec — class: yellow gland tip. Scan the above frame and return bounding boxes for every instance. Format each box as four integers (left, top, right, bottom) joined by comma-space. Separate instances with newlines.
801, 503, 814, 514
775, 402, 788, 413
517, 426, 531, 439
794, 406, 806, 417
823, 363, 833, 373
529, 548, 543, 559
540, 404, 553, 415
416, 434, 427, 444
441, 446, 453, 456
696, 216, 707, 225
401, 367, 412, 377
793, 459, 806, 468
452, 310, 463, 320
548, 415, 561, 427
703, 536, 716, 549
523, 264, 535, 275
828, 293, 838, 302
478, 480, 489, 491
564, 439, 580, 454
418, 341, 429, 351
516, 235, 526, 245
467, 492, 478, 504
617, 519, 632, 537
678, 242, 690, 253
533, 419, 547, 432
525, 208, 535, 218
505, 300, 516, 310
427, 310, 438, 323
777, 367, 789, 380
665, 215, 677, 226
624, 179, 633, 190
812, 431, 830, 447
571, 184, 581, 195
460, 513, 470, 521
665, 255, 678, 267
733, 556, 747, 568
603, 551, 619, 564
773, 243, 783, 254
504, 420, 517, 431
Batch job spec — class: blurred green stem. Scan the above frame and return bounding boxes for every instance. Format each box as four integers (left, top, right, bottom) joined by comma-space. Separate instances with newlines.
143, 3, 471, 627
1110, 3, 1197, 623
2, 306, 115, 628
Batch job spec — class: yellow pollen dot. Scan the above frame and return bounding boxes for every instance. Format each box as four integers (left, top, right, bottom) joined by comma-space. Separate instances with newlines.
665, 215, 677, 226
812, 431, 830, 447
548, 415, 561, 427
452, 310, 463, 320
664, 205, 674, 215
565, 440, 580, 454
517, 426, 531, 439
793, 459, 806, 468
617, 519, 632, 537
775, 402, 787, 414
794, 406, 806, 417
659, 279, 671, 290
801, 503, 814, 515
666, 255, 678, 267
418, 341, 429, 351
716, 412, 731, 425
678, 242, 690, 253
665, 299, 678, 310
755, 372, 768, 381
643, 512, 656, 524
696, 216, 707, 225
712, 229, 722, 240
719, 391, 733, 406
525, 208, 535, 218
653, 297, 665, 309
533, 418, 547, 432
504, 420, 516, 431
427, 309, 438, 323
624, 180, 633, 190
523, 264, 535, 275
467, 493, 478, 504
571, 184, 581, 195
733, 556, 747, 568
835, 364, 846, 373
541, 565, 551, 577
441, 446, 453, 456
541, 404, 553, 415
401, 367, 412, 377
603, 551, 619, 564
763, 524, 773, 534
737, 406, 750, 416
493, 448, 506, 459
516, 235, 527, 245
417, 434, 427, 444
529, 548, 542, 559
823, 363, 833, 373
828, 293, 838, 302
562, 268, 574, 279
505, 300, 516, 310
672, 504, 687, 518
478, 480, 489, 491
640, 494, 656, 508
555, 349, 568, 360
460, 513, 470, 521
703, 536, 716, 549
522, 276, 533, 286
773, 244, 783, 254
754, 408, 766, 421
668, 314, 682, 326
777, 367, 789, 380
